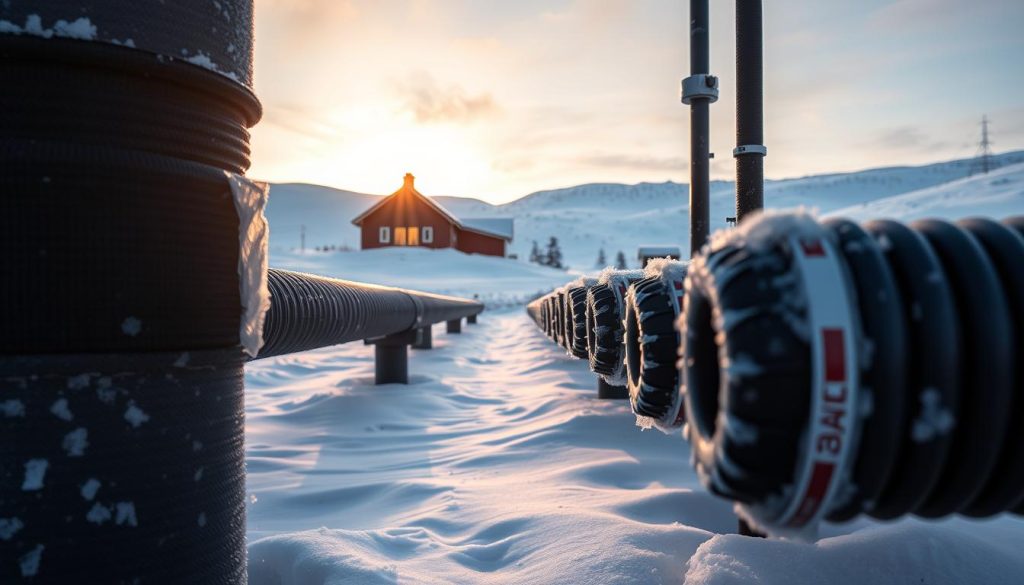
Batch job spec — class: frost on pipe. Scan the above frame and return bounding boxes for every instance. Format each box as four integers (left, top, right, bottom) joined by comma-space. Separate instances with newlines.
586, 269, 644, 384
565, 278, 598, 359
527, 297, 545, 328
679, 212, 1024, 536
624, 259, 688, 431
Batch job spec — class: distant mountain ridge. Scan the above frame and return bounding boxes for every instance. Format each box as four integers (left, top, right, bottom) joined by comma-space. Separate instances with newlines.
264, 150, 1024, 268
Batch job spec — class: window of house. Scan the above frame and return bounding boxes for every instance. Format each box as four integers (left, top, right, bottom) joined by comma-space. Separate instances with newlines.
394, 227, 407, 246
408, 227, 420, 246
379, 226, 391, 244
422, 226, 434, 244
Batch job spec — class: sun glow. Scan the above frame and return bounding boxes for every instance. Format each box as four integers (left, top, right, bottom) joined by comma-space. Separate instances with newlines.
251, 101, 495, 198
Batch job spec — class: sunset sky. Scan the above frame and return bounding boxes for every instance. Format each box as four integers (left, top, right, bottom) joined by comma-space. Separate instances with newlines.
249, 0, 1024, 203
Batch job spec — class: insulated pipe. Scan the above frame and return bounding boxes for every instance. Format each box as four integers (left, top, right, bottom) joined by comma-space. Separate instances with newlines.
680, 213, 1024, 535
1, 2, 257, 582
623, 261, 688, 430
684, 0, 718, 255
734, 0, 766, 221
585, 271, 644, 383
256, 269, 483, 360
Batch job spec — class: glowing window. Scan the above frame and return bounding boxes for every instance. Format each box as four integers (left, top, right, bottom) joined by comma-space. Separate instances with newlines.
395, 227, 407, 246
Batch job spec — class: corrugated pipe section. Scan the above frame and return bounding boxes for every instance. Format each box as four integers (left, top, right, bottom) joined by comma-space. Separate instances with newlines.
256, 269, 484, 360
682, 214, 1024, 533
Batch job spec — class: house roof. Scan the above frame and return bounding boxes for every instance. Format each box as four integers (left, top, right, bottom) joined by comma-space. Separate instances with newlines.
637, 245, 681, 259
351, 174, 512, 241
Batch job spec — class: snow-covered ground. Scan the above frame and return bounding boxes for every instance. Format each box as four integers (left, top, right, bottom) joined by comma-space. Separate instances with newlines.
246, 158, 1024, 583
245, 309, 1024, 584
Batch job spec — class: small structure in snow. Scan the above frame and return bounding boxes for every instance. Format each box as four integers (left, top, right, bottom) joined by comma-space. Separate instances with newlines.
637, 245, 681, 267
352, 174, 513, 257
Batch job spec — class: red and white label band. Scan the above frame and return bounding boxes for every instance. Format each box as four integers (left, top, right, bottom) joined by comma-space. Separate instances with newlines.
741, 233, 860, 532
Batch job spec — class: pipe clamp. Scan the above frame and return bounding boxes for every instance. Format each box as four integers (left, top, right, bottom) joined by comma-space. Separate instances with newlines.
681, 74, 719, 104
733, 144, 767, 157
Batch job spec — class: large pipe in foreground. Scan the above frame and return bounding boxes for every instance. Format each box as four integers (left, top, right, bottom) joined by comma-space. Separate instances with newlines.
734, 0, 766, 221
683, 0, 718, 256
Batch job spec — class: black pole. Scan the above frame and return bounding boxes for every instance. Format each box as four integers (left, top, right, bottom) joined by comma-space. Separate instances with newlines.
683, 0, 718, 256
735, 0, 766, 221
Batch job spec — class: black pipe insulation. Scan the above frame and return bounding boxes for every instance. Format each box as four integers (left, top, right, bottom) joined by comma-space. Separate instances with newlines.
585, 271, 644, 382
565, 280, 598, 360
734, 0, 765, 221
256, 269, 484, 360
1, 350, 247, 583
0, 35, 260, 354
624, 262, 688, 428
681, 213, 1024, 533
2, 3, 259, 581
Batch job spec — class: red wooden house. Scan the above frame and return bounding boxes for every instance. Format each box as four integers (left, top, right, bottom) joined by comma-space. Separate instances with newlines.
352, 174, 513, 257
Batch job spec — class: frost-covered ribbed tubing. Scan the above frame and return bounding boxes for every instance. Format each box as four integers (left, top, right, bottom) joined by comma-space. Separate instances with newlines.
678, 212, 1024, 536
585, 270, 643, 383
624, 260, 688, 431
565, 278, 598, 360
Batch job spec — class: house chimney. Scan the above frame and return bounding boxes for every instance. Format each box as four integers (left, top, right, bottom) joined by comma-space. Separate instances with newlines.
404, 173, 415, 188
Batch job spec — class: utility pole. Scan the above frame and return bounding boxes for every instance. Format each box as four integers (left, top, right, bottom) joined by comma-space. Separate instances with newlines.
971, 115, 994, 176
301, 224, 306, 252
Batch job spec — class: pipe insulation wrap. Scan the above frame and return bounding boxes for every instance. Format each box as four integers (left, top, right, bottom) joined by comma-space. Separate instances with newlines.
1, 32, 261, 354
565, 278, 598, 360
0, 349, 247, 583
624, 260, 688, 432
680, 212, 1024, 536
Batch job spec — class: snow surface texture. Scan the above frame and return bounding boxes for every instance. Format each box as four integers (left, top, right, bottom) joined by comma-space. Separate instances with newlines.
245, 308, 1024, 584
264, 152, 1024, 269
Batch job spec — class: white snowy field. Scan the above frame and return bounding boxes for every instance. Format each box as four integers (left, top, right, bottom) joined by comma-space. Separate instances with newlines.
269, 246, 573, 308
244, 309, 1024, 584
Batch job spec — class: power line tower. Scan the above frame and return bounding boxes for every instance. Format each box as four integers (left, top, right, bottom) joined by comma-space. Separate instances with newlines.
969, 115, 994, 176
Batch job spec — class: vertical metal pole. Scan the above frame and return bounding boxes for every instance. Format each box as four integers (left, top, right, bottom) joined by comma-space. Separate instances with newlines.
375, 343, 409, 384
684, 0, 718, 257
735, 0, 766, 222
597, 378, 628, 399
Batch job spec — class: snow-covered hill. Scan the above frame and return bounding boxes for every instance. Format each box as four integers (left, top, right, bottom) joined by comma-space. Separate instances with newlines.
264, 151, 1024, 269
827, 161, 1024, 223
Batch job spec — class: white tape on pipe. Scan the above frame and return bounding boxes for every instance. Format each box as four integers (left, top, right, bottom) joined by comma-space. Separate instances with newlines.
226, 172, 270, 357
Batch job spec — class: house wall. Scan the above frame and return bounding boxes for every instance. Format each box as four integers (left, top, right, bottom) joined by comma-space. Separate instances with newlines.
360, 192, 454, 250
455, 227, 506, 257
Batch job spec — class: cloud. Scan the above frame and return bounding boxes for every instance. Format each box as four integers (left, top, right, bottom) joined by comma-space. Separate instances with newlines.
869, 125, 952, 153
576, 153, 687, 172
396, 74, 500, 124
